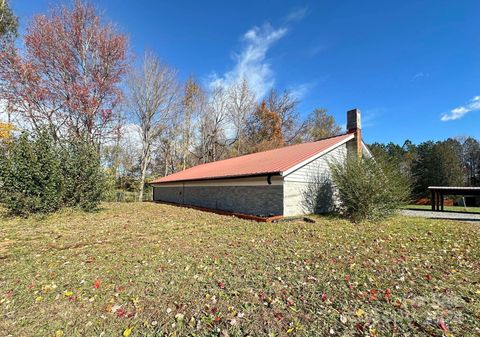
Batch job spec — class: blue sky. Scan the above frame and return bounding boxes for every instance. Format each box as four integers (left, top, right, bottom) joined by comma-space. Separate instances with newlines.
10, 0, 480, 144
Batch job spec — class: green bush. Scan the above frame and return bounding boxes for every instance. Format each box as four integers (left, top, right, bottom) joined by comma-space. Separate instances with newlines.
0, 131, 64, 216
102, 169, 118, 202
61, 136, 105, 211
330, 156, 410, 222
0, 130, 106, 216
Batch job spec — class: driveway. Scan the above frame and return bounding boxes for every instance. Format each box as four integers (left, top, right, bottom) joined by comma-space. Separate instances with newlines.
401, 209, 480, 223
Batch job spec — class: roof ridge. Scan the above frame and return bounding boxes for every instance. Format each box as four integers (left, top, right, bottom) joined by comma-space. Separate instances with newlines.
181, 132, 350, 170
312, 132, 350, 142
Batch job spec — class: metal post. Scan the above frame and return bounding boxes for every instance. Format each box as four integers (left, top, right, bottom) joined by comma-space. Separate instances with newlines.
431, 190, 435, 211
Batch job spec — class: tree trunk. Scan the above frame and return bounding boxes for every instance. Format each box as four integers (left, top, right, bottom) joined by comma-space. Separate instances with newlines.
138, 146, 150, 202
182, 113, 191, 170
138, 161, 147, 202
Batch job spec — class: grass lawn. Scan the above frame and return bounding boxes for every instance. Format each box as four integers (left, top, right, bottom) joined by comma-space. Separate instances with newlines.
1, 203, 479, 336
405, 204, 480, 214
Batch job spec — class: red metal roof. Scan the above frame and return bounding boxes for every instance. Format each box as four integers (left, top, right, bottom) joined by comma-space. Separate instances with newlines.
151, 133, 353, 184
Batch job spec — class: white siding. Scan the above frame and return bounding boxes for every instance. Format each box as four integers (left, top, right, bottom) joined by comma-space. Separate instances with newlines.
284, 143, 347, 183
282, 143, 347, 216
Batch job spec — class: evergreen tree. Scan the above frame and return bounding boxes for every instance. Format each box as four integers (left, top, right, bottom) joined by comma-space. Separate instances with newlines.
411, 140, 464, 197
61, 136, 105, 211
0, 131, 63, 215
0, 0, 18, 40
462, 137, 480, 186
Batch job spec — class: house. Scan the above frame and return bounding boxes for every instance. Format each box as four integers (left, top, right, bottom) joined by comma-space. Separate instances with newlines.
150, 109, 370, 217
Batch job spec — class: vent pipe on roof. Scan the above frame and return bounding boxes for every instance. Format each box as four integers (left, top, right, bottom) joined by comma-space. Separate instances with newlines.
346, 108, 362, 159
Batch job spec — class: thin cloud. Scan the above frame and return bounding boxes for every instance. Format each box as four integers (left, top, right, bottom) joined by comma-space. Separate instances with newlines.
307, 44, 327, 57
289, 81, 316, 100
209, 23, 288, 98
441, 96, 480, 121
362, 108, 384, 129
285, 6, 308, 23
412, 72, 427, 81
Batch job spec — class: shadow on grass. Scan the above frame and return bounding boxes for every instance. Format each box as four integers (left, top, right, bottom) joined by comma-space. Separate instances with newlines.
0, 204, 107, 220
428, 217, 480, 222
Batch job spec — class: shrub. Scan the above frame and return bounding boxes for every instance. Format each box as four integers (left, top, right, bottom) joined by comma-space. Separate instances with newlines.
102, 168, 118, 202
330, 156, 410, 222
0, 131, 106, 215
61, 137, 105, 211
0, 131, 64, 216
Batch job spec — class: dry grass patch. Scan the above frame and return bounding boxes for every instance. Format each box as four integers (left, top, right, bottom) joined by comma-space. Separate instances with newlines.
1, 203, 479, 336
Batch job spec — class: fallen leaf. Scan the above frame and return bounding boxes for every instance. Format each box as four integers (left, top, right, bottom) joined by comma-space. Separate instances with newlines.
439, 319, 448, 332
116, 308, 127, 317
123, 327, 133, 337
355, 308, 365, 317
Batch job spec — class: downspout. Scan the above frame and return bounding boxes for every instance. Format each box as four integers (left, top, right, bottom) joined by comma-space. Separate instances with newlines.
182, 182, 185, 204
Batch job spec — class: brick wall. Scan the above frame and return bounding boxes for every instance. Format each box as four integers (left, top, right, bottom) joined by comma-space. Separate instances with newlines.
153, 184, 283, 217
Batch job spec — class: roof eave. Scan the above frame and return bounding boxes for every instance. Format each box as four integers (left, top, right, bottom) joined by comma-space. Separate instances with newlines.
281, 134, 355, 177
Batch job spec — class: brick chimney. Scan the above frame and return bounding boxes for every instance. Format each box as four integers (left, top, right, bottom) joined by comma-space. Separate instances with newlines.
346, 108, 362, 159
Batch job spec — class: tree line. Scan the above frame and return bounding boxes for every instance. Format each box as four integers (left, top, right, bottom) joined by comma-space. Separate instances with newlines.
3, 1, 473, 216
369, 137, 480, 199
0, 1, 342, 204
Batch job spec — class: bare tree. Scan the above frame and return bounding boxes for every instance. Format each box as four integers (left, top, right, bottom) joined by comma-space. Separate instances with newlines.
153, 109, 182, 177
197, 86, 228, 163
266, 89, 306, 143
127, 51, 178, 201
180, 77, 203, 170
227, 78, 256, 155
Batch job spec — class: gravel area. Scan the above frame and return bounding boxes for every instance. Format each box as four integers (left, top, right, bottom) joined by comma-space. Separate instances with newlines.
401, 209, 480, 223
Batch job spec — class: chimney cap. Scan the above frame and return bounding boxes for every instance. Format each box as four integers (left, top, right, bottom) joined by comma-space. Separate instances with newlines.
347, 108, 361, 131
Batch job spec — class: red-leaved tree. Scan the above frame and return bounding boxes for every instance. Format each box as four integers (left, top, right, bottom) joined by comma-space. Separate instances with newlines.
0, 0, 129, 144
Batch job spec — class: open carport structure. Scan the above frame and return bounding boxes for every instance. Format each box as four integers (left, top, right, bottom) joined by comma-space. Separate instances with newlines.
429, 186, 480, 211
